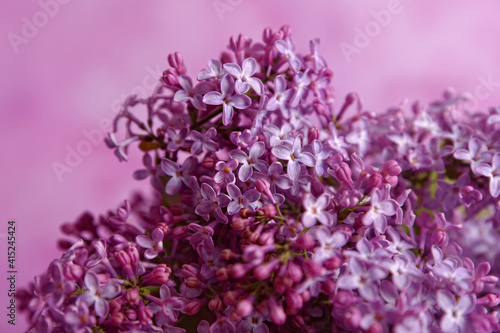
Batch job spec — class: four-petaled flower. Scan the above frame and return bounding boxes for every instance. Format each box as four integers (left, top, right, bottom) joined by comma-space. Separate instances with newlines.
203, 75, 252, 125
77, 272, 120, 317
227, 183, 260, 215
229, 142, 269, 182
223, 58, 264, 95
136, 228, 164, 260
272, 136, 315, 181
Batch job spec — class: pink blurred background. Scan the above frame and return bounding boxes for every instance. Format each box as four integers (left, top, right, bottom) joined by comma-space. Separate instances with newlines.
1, 1, 500, 331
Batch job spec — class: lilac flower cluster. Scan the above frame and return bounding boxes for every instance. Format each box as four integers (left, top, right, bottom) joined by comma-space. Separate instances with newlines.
21, 26, 500, 332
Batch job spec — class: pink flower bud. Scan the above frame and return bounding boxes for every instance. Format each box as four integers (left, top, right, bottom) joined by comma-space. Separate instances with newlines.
235, 296, 254, 317
231, 263, 250, 280
381, 160, 402, 176
167, 52, 186, 74
223, 290, 242, 305
262, 205, 277, 218
268, 297, 286, 325
142, 264, 171, 285
368, 322, 383, 333
321, 279, 336, 295
324, 255, 343, 270
255, 179, 275, 204
216, 267, 229, 281
231, 217, 248, 231
185, 276, 200, 288
253, 260, 279, 280
209, 295, 223, 312
126, 288, 140, 306
311, 178, 325, 197
64, 264, 83, 281
286, 261, 303, 282
239, 208, 255, 219
202, 156, 216, 169
344, 306, 362, 329
137, 302, 153, 325
106, 311, 125, 327
221, 249, 235, 261
308, 127, 320, 142
162, 69, 178, 86
294, 233, 314, 250
185, 300, 203, 315
431, 229, 447, 247
125, 308, 137, 321
114, 250, 131, 267
285, 291, 303, 309
366, 173, 383, 193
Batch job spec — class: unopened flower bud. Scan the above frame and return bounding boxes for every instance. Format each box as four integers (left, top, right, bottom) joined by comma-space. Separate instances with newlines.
185, 276, 200, 288
239, 208, 255, 218
294, 233, 314, 250
262, 205, 277, 218
366, 173, 383, 193
126, 288, 140, 306
209, 295, 223, 312
344, 306, 362, 329
185, 300, 203, 315
162, 69, 178, 87
235, 296, 254, 317
268, 297, 286, 325
107, 311, 125, 327
202, 156, 216, 169
216, 267, 229, 281
324, 255, 343, 270
125, 308, 137, 321
231, 217, 248, 231
285, 291, 303, 309
168, 52, 186, 74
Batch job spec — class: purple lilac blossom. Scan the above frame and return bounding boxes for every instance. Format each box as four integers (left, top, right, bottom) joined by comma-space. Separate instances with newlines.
21, 27, 500, 333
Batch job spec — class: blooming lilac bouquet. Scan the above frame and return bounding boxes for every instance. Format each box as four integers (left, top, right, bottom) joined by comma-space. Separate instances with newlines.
21, 26, 500, 333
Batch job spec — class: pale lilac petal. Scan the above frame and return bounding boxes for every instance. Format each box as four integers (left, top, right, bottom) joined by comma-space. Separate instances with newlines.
133, 169, 150, 180
272, 145, 292, 160
100, 284, 120, 299
239, 164, 253, 182
254, 160, 269, 173
490, 177, 500, 197
244, 189, 261, 203
228, 202, 241, 215
145, 248, 159, 260
235, 80, 250, 94
221, 75, 234, 96
378, 200, 399, 216
202, 91, 224, 105
136, 235, 154, 248
288, 160, 300, 181
475, 163, 492, 177
161, 159, 179, 176
229, 149, 248, 163
201, 183, 217, 201
94, 298, 108, 317
84, 272, 99, 294
250, 142, 265, 159
230, 95, 252, 109
453, 149, 472, 161
195, 202, 214, 216
227, 184, 242, 199
302, 214, 316, 228
242, 58, 257, 76
165, 177, 182, 195
248, 77, 264, 95
222, 104, 234, 126
223, 63, 242, 77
